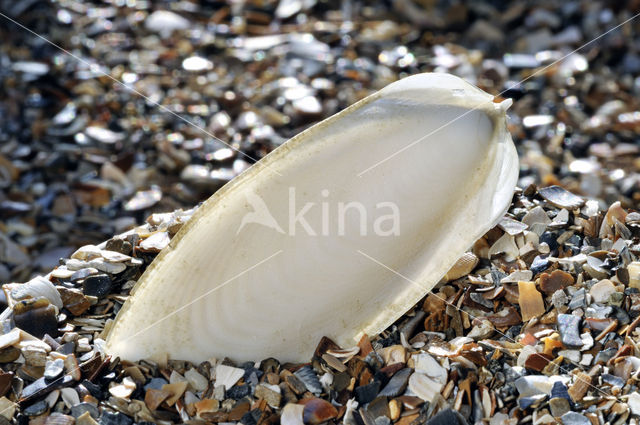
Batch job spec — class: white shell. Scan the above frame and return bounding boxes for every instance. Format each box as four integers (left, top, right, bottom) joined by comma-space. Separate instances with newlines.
105, 73, 519, 363
5, 276, 63, 310
214, 364, 245, 390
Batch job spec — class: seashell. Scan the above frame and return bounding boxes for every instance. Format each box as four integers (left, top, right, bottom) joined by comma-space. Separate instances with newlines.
294, 365, 323, 395
538, 185, 584, 210
408, 372, 444, 402
443, 252, 479, 282
214, 364, 244, 390
5, 276, 63, 310
105, 73, 518, 362
281, 403, 305, 425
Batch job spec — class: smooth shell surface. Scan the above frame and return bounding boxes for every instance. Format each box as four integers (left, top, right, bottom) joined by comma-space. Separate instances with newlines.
105, 73, 519, 362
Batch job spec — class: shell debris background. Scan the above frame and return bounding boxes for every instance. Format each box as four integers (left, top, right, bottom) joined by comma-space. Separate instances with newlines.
1, 0, 640, 424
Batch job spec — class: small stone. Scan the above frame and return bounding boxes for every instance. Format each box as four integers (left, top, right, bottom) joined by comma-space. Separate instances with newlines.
194, 398, 219, 416
558, 314, 583, 347
44, 358, 64, 381
549, 397, 570, 417
539, 270, 574, 294
302, 398, 338, 424
518, 281, 545, 321
82, 274, 112, 298
557, 350, 581, 363
589, 279, 616, 304
568, 372, 591, 402
45, 413, 76, 425
255, 384, 281, 408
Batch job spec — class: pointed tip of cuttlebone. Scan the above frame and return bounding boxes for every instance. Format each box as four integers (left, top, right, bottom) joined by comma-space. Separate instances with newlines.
496, 97, 513, 112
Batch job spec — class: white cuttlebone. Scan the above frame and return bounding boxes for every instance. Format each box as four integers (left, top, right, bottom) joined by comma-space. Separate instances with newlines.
105, 73, 519, 363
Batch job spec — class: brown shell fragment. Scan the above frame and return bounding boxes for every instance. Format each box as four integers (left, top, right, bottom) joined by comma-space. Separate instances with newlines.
301, 398, 338, 424
144, 388, 171, 411
539, 270, 574, 294
568, 372, 592, 402
162, 382, 188, 406
518, 281, 545, 322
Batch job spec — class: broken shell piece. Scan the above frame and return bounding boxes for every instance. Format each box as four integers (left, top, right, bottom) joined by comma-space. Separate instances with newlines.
599, 201, 627, 238
628, 262, 640, 289
408, 372, 444, 402
538, 186, 584, 210
489, 234, 519, 262
518, 281, 545, 322
214, 364, 244, 390
5, 277, 63, 310
443, 252, 478, 282
105, 73, 519, 362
